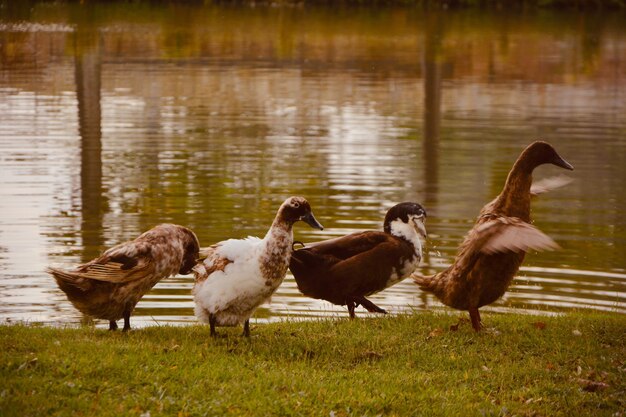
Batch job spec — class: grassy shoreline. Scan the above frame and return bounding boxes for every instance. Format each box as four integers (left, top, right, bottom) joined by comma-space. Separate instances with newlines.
1, 312, 624, 416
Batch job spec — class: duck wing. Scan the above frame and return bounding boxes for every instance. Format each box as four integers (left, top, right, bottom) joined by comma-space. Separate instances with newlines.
66, 240, 157, 283
71, 261, 155, 283
325, 238, 413, 295
530, 175, 573, 197
292, 233, 412, 296
198, 244, 219, 262
193, 244, 232, 283
433, 217, 559, 288
476, 217, 560, 255
299, 231, 391, 261
49, 257, 154, 287
194, 237, 261, 282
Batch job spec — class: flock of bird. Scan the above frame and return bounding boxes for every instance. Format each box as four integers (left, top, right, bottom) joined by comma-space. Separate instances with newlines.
47, 141, 573, 335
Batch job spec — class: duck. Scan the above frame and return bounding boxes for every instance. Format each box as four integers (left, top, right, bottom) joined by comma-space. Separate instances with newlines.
47, 223, 200, 331
192, 196, 323, 337
413, 141, 573, 331
289, 202, 427, 319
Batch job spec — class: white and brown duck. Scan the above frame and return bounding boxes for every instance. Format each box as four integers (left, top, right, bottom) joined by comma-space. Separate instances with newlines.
47, 223, 200, 331
413, 141, 573, 331
192, 196, 323, 337
289, 202, 427, 318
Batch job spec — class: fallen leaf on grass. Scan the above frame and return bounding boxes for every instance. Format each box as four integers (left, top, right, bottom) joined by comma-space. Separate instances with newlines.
449, 317, 469, 331
363, 351, 383, 360
17, 357, 38, 371
587, 370, 608, 380
532, 321, 546, 330
524, 397, 543, 404
486, 328, 501, 336
576, 378, 609, 392
572, 329, 582, 336
427, 328, 443, 339
163, 344, 180, 353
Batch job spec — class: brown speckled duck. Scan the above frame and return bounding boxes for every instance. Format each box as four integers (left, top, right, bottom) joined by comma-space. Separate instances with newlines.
290, 202, 427, 318
192, 197, 323, 337
413, 141, 573, 331
47, 224, 200, 331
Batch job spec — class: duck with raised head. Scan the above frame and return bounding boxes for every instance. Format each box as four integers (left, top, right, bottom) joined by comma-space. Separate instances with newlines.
289, 202, 427, 319
413, 141, 573, 331
193, 196, 323, 337
47, 224, 200, 331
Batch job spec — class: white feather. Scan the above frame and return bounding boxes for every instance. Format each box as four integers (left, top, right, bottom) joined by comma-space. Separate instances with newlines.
388, 218, 424, 256
193, 231, 291, 327
217, 236, 262, 261
385, 218, 424, 288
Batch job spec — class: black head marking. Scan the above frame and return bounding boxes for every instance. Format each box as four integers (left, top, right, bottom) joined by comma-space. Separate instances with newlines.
383, 202, 427, 234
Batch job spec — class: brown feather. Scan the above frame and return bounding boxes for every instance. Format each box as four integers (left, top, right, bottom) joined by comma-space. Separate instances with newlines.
530, 175, 573, 197
47, 223, 200, 327
414, 141, 572, 330
290, 202, 426, 316
475, 218, 560, 255
66, 261, 156, 283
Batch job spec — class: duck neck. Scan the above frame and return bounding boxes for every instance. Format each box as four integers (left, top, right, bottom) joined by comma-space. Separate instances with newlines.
492, 159, 533, 221
259, 219, 294, 284
389, 219, 423, 256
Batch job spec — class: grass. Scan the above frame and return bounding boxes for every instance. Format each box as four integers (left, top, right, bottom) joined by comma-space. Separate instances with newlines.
1, 312, 624, 416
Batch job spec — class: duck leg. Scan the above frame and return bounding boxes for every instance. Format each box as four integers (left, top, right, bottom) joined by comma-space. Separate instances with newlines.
347, 301, 356, 319
108, 320, 118, 331
353, 296, 387, 315
209, 313, 217, 337
122, 310, 132, 332
242, 319, 250, 338
469, 308, 482, 331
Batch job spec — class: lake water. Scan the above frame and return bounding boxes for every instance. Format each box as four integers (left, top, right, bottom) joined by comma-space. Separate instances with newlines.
1, 3, 624, 328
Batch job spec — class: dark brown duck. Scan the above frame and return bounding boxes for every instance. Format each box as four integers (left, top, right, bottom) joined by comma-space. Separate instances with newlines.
47, 223, 200, 331
290, 202, 427, 318
414, 141, 573, 331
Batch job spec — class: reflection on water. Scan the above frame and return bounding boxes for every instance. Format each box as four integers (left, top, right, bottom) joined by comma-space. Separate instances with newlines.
0, 3, 624, 327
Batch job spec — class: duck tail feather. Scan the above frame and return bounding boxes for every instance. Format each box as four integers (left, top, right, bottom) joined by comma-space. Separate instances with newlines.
46, 267, 91, 291
412, 271, 436, 292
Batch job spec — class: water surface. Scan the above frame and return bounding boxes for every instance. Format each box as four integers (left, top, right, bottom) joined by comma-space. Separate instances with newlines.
1, 3, 625, 327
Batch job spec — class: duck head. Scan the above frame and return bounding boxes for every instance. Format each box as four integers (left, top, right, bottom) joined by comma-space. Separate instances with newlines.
179, 228, 201, 275
519, 141, 574, 171
383, 202, 428, 239
278, 196, 324, 230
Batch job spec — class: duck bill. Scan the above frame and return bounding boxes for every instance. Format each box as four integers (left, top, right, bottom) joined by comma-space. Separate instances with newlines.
301, 212, 324, 230
413, 216, 428, 238
552, 153, 574, 171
